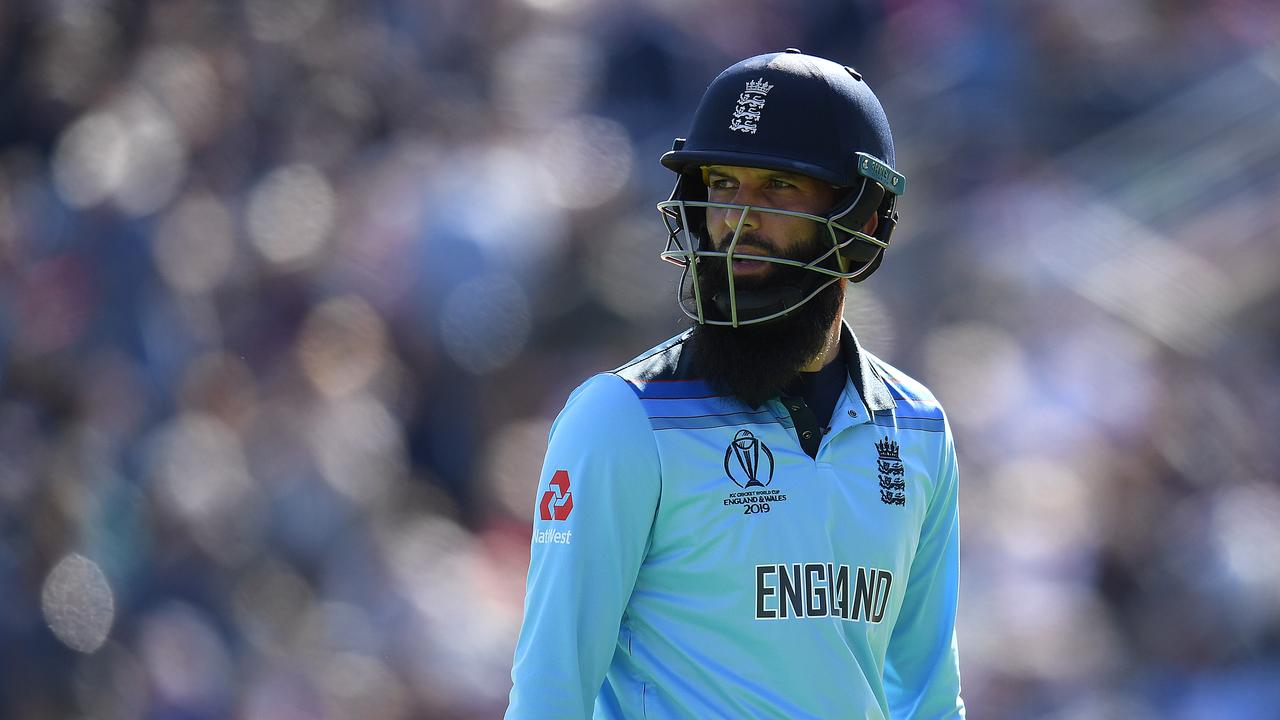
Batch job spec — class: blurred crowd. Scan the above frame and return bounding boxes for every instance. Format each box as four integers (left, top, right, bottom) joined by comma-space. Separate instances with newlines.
2, 0, 1279, 718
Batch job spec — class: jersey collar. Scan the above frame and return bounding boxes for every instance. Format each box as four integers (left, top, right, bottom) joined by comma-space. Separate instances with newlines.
667, 321, 895, 415
839, 320, 896, 415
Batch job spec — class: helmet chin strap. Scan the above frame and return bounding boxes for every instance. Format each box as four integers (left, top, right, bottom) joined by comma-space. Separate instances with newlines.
705, 260, 837, 325
711, 284, 807, 323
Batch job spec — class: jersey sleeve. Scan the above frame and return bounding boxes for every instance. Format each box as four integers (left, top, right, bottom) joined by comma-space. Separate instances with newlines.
505, 373, 660, 720
884, 411, 965, 719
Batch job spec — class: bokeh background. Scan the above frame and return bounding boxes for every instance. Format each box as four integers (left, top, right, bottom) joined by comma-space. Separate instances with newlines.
2, 0, 1279, 718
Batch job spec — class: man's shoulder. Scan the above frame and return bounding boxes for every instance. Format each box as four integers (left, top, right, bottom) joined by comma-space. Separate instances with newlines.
608, 329, 716, 400
861, 348, 947, 422
552, 327, 711, 427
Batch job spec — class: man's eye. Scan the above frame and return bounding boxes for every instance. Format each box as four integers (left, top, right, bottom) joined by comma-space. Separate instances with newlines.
769, 178, 795, 189
707, 178, 735, 190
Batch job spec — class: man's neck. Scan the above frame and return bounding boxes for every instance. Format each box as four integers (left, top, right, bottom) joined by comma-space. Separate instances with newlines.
799, 296, 844, 372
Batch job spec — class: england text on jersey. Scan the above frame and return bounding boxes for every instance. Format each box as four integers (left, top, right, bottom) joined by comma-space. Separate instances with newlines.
755, 562, 892, 622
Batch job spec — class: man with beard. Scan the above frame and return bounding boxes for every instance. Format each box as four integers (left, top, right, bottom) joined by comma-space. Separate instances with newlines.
508, 50, 964, 719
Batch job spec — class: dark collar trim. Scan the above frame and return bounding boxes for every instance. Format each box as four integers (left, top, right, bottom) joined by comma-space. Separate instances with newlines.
840, 320, 896, 413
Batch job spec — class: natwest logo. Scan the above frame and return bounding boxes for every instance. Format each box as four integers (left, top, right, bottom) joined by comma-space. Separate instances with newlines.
538, 469, 574, 521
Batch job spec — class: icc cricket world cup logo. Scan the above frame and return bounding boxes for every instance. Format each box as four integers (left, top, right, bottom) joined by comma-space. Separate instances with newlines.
724, 429, 775, 489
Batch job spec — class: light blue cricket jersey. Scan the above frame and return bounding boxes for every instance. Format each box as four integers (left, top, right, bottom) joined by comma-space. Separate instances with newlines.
507, 322, 965, 719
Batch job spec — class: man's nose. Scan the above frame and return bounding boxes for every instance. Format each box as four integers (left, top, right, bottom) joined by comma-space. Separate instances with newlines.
720, 187, 762, 232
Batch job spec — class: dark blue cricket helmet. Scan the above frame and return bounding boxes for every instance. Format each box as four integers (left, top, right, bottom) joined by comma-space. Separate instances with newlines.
658, 49, 906, 326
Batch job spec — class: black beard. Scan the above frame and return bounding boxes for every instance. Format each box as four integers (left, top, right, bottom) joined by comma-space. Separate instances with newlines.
683, 232, 843, 407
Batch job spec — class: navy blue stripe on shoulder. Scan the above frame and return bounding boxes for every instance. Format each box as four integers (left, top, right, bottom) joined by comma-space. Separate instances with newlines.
631, 380, 718, 400
873, 413, 946, 433
640, 395, 744, 418
653, 414, 793, 432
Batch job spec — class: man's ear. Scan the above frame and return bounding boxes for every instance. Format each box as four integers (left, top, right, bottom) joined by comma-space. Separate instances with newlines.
862, 213, 879, 236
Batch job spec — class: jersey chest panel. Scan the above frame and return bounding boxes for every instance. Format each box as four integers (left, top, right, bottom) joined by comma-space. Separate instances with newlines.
631, 408, 934, 647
